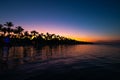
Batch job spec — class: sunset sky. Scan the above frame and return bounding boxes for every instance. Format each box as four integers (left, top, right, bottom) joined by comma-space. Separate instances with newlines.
0, 0, 120, 41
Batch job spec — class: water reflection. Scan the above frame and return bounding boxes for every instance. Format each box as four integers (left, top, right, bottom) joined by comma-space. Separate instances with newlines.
0, 44, 120, 71
0, 46, 9, 71
0, 45, 67, 71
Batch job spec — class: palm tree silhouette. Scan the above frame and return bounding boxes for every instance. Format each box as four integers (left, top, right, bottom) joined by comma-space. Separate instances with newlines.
0, 21, 86, 45
0, 24, 3, 33
4, 22, 14, 35
39, 33, 44, 38
46, 32, 53, 40
31, 30, 39, 36
51, 34, 55, 39
2, 27, 7, 36
24, 31, 29, 36
0, 24, 3, 36
0, 24, 3, 30
16, 26, 24, 35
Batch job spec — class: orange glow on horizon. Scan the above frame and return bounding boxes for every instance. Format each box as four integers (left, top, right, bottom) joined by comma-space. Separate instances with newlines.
22, 24, 120, 42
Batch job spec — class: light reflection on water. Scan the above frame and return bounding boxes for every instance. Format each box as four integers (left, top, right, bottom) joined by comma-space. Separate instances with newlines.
0, 44, 120, 72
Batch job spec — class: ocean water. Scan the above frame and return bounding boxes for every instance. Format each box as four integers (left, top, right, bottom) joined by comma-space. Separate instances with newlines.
0, 44, 120, 80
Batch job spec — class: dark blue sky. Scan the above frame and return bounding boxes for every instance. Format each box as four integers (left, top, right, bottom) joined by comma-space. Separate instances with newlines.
0, 0, 120, 41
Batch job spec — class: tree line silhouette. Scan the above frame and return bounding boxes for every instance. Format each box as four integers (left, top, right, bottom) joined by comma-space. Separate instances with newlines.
0, 22, 92, 46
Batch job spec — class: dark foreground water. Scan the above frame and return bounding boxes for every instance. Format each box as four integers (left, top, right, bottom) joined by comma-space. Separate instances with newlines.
0, 44, 120, 80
